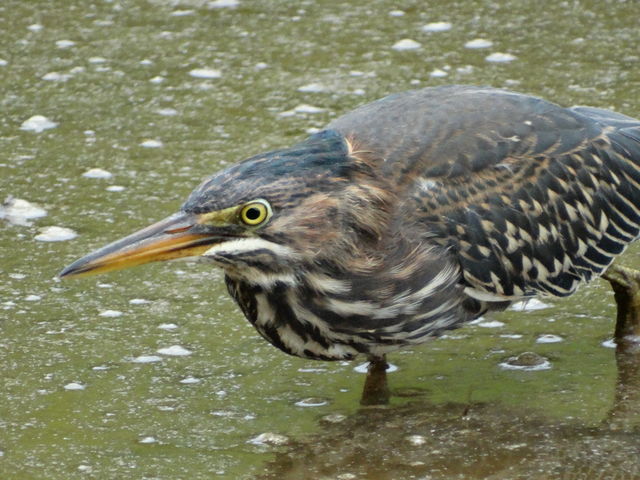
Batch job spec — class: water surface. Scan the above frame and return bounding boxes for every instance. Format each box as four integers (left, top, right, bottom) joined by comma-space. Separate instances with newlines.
1, 0, 640, 478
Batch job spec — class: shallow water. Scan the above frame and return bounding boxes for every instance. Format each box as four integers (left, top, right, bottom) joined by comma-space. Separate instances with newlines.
1, 0, 640, 478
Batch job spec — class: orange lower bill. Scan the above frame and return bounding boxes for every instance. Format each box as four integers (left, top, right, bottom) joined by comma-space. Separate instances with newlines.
59, 212, 220, 278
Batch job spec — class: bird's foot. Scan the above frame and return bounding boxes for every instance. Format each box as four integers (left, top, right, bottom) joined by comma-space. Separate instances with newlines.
602, 264, 640, 344
360, 355, 391, 406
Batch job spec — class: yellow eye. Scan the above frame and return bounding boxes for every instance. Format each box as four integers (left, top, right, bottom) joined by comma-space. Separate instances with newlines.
239, 200, 271, 226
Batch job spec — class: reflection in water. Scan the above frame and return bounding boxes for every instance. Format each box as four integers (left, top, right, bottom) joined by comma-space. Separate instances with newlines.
606, 342, 640, 431
258, 348, 640, 480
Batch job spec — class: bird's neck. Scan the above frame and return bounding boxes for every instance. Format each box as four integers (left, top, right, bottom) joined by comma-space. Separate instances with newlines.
224, 242, 472, 361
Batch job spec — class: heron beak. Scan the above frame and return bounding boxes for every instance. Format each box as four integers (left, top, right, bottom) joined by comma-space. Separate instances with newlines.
59, 212, 219, 279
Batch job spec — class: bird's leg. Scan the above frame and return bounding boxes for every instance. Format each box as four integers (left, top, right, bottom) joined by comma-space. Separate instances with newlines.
602, 263, 640, 341
602, 264, 640, 430
360, 354, 391, 406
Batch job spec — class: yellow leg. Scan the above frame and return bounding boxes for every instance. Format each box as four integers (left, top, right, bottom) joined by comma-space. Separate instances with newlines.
602, 264, 640, 341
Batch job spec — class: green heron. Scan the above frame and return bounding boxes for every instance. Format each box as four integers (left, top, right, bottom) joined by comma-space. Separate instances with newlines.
60, 85, 640, 405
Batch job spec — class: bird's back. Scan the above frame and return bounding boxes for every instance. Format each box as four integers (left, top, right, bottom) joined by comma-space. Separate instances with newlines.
328, 85, 640, 303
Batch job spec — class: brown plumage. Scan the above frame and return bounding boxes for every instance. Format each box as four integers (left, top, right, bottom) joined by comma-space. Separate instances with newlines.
329, 86, 640, 301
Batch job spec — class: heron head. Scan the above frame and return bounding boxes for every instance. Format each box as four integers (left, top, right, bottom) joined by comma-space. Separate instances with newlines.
59, 130, 391, 281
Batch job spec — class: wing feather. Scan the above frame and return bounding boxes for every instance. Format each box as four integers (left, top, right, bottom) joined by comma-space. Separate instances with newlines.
329, 85, 640, 300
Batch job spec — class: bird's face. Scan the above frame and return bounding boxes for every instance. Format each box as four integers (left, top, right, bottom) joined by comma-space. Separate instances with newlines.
60, 131, 390, 282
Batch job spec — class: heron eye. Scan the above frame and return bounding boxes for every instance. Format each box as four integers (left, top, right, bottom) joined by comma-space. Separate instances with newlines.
239, 200, 271, 226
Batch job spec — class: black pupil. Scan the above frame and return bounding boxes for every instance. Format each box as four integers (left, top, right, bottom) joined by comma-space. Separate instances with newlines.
245, 207, 261, 221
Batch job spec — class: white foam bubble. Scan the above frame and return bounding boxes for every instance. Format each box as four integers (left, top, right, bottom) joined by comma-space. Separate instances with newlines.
279, 104, 325, 117
499, 353, 552, 371
354, 362, 398, 373
42, 72, 72, 81
131, 355, 162, 363
156, 108, 178, 116
298, 367, 327, 373
297, 83, 327, 93
82, 168, 112, 179
486, 52, 517, 63
406, 434, 427, 445
189, 68, 222, 79
422, 22, 452, 32
499, 359, 551, 371
392, 39, 421, 51
64, 382, 86, 390
158, 323, 179, 330
171, 9, 195, 16
56, 39, 76, 49
296, 104, 325, 113
440, 333, 467, 340
99, 310, 123, 318
0, 197, 47, 225
106, 185, 126, 192
34, 226, 77, 242
130, 298, 151, 305
157, 345, 192, 356
601, 339, 616, 349
209, 0, 239, 8
294, 398, 328, 407
465, 38, 493, 49
20, 115, 58, 133
430, 68, 448, 78
140, 139, 163, 148
477, 320, 505, 328
536, 334, 563, 344
180, 376, 201, 384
